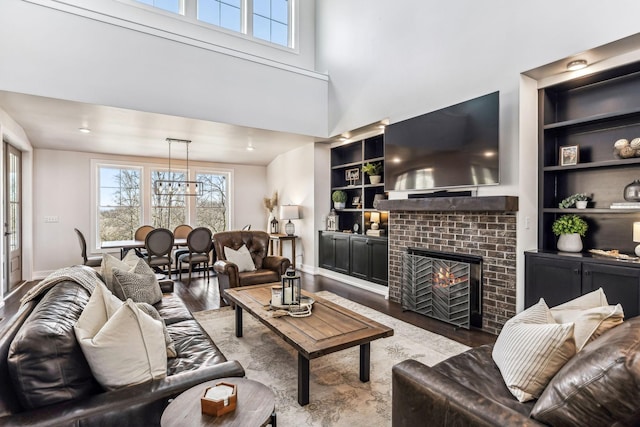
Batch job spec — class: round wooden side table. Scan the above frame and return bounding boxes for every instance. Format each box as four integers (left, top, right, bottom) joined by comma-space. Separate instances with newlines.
161, 377, 276, 427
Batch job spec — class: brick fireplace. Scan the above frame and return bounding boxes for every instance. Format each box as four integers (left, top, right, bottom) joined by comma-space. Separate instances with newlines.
377, 196, 518, 335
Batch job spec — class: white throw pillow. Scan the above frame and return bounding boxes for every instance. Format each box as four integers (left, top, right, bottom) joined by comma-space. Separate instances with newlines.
492, 298, 576, 402
74, 281, 167, 390
551, 288, 624, 351
101, 251, 140, 293
224, 244, 257, 272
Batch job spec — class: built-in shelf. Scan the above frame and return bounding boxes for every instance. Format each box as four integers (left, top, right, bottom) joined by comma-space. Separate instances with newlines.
543, 208, 640, 214
375, 196, 518, 212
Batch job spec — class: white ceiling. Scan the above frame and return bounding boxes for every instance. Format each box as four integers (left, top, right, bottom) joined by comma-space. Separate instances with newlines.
0, 90, 319, 166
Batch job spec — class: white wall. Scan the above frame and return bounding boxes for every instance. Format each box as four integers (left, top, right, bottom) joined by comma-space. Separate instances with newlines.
315, 0, 640, 308
266, 143, 320, 271
0, 0, 328, 137
33, 148, 267, 277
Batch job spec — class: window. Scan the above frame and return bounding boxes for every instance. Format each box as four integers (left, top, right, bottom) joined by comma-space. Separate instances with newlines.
151, 169, 187, 230
196, 172, 229, 232
98, 166, 142, 241
134, 0, 182, 14
253, 0, 288, 46
197, 0, 242, 32
94, 161, 231, 248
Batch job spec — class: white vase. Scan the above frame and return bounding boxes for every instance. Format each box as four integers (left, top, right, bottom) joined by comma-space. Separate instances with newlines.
334, 202, 345, 210
369, 175, 381, 185
576, 201, 588, 209
557, 233, 583, 253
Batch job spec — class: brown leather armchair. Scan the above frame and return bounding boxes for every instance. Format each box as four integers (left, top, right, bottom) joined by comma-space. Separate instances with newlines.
213, 230, 291, 304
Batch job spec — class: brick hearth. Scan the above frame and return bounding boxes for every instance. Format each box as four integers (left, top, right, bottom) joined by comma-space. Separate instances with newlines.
387, 211, 517, 335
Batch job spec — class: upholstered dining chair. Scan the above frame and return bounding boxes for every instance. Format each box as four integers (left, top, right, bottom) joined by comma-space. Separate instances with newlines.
134, 225, 155, 257
172, 224, 193, 267
213, 230, 290, 306
73, 228, 102, 267
144, 228, 174, 275
178, 227, 213, 283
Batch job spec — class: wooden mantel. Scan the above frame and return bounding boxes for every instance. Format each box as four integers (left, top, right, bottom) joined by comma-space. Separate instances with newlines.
375, 196, 518, 212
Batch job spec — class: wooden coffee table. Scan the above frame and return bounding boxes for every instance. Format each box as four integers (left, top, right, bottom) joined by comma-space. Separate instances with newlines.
224, 284, 394, 406
161, 377, 276, 426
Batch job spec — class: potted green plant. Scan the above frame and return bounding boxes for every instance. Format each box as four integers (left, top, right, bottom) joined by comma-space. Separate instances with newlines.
558, 193, 590, 209
332, 190, 347, 209
552, 214, 588, 252
362, 162, 383, 185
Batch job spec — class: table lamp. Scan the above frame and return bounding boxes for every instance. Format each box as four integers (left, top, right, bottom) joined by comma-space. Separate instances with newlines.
370, 212, 381, 230
634, 222, 640, 256
280, 205, 299, 236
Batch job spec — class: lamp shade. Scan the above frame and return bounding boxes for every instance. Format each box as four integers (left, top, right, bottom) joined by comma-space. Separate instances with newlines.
280, 205, 299, 220
634, 222, 640, 243
370, 212, 381, 223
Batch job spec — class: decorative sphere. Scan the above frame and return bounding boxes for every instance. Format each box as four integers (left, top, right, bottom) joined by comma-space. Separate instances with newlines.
614, 138, 630, 150
631, 138, 640, 150
620, 145, 636, 158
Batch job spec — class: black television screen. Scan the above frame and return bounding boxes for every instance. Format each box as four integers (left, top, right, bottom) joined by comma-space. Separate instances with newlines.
384, 91, 499, 192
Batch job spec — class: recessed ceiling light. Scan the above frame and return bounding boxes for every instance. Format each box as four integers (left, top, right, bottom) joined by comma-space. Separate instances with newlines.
567, 59, 588, 71
78, 127, 91, 133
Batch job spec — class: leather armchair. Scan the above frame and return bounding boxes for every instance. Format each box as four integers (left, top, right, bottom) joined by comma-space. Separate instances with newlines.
213, 230, 290, 304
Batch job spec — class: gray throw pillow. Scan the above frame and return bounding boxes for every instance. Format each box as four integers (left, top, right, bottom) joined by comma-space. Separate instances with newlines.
112, 259, 162, 305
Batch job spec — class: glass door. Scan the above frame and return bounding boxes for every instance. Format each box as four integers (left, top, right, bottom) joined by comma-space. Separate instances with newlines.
4, 142, 21, 293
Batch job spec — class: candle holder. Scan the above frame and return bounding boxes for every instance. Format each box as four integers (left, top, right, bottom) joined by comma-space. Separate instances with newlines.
281, 267, 301, 306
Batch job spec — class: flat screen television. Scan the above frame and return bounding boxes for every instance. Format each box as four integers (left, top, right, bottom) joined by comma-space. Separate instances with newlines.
384, 91, 499, 192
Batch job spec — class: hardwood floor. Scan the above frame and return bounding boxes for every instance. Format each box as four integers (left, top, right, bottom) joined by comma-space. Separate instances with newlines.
1, 271, 496, 348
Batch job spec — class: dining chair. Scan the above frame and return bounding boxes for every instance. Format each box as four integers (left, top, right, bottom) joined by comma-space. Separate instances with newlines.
133, 225, 155, 257
73, 228, 102, 267
178, 227, 213, 283
172, 224, 193, 268
144, 228, 174, 276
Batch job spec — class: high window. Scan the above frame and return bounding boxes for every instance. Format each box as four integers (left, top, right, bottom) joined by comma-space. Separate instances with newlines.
132, 0, 293, 47
150, 169, 187, 230
196, 172, 228, 232
98, 166, 143, 241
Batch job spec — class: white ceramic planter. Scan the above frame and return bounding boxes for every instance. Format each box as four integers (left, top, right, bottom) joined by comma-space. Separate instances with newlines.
369, 175, 381, 185
576, 201, 588, 209
334, 202, 346, 210
557, 233, 583, 252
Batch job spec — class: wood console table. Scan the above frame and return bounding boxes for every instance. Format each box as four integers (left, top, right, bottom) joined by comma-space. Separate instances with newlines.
269, 234, 297, 269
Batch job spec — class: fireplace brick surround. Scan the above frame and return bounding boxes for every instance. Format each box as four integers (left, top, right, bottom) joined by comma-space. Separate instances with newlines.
385, 207, 517, 335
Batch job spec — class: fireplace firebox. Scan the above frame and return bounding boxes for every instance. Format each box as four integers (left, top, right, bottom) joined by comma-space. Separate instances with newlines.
401, 248, 482, 329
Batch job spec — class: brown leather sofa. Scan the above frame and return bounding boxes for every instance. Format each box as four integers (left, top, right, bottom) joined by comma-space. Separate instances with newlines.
392, 317, 640, 426
0, 269, 244, 426
213, 230, 291, 304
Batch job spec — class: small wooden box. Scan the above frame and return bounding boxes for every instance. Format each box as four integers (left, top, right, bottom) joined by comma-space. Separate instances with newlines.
201, 382, 237, 417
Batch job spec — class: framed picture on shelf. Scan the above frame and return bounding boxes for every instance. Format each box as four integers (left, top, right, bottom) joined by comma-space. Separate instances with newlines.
560, 145, 579, 166
352, 196, 361, 207
345, 168, 360, 185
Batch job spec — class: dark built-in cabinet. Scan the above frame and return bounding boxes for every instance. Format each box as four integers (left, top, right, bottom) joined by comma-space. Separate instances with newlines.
525, 251, 640, 318
319, 231, 388, 286
526, 61, 640, 318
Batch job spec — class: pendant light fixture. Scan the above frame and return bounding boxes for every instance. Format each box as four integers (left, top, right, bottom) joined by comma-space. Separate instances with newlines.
154, 138, 204, 196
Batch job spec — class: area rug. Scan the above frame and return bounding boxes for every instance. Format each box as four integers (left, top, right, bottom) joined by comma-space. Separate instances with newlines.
193, 291, 469, 427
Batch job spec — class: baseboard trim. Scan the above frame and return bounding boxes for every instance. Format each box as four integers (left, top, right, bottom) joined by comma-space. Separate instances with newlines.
316, 268, 389, 298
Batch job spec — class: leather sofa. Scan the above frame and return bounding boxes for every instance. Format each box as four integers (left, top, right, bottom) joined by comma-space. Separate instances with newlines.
0, 272, 244, 426
213, 230, 291, 304
392, 317, 640, 426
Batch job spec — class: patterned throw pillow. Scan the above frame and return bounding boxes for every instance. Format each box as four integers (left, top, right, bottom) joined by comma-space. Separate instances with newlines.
224, 244, 257, 272
101, 251, 139, 293
112, 259, 162, 305
492, 298, 576, 402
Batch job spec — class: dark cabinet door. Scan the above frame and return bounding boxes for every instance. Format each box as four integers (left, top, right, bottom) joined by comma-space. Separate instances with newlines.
583, 263, 640, 318
333, 234, 350, 274
319, 232, 336, 270
525, 253, 582, 308
369, 238, 388, 285
350, 237, 370, 280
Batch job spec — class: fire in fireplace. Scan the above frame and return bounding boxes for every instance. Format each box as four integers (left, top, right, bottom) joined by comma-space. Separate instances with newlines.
402, 248, 482, 329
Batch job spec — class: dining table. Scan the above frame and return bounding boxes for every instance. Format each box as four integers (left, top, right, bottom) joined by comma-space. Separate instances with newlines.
101, 238, 188, 259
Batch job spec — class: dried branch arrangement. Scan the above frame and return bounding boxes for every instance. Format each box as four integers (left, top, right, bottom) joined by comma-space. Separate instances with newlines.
263, 191, 278, 213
